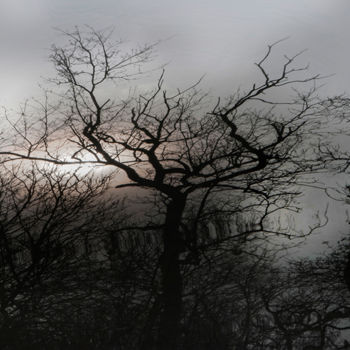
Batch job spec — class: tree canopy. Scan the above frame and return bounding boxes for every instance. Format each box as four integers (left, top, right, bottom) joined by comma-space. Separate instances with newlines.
0, 28, 349, 350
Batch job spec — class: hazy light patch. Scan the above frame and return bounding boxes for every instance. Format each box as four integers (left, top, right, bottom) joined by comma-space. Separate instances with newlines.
56, 163, 105, 176
39, 156, 109, 177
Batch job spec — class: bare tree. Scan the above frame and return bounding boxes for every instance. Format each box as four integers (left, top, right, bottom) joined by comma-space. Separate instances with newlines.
260, 247, 350, 350
0, 164, 348, 349
186, 240, 350, 350
0, 163, 159, 349
0, 163, 114, 348
0, 28, 334, 349
179, 236, 350, 350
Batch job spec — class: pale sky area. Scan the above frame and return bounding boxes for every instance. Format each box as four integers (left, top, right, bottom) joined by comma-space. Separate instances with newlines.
0, 0, 350, 254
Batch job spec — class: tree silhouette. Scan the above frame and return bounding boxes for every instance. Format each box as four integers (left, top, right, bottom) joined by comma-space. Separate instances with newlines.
0, 164, 349, 348
0, 28, 337, 349
0, 164, 113, 348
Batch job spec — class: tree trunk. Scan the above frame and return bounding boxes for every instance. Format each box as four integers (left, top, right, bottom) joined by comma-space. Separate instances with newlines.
344, 253, 350, 292
157, 195, 186, 350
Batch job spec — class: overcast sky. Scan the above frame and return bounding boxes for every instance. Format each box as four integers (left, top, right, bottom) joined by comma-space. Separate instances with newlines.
1, 1, 349, 104
1, 0, 349, 253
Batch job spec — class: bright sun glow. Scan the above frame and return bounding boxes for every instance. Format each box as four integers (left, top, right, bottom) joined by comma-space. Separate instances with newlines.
38, 152, 105, 176
62, 153, 104, 175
